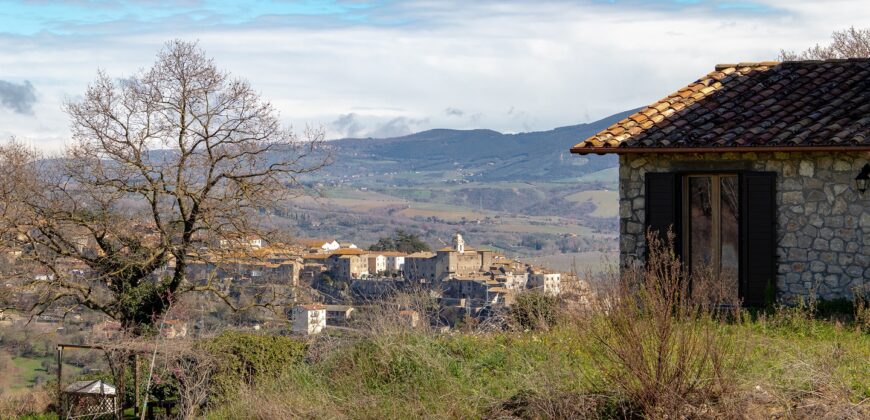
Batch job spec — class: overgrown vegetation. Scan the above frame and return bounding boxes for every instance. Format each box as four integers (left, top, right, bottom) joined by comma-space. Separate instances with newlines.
202, 236, 869, 419
203, 331, 308, 403
510, 290, 560, 331
4, 237, 869, 419
367, 229, 432, 253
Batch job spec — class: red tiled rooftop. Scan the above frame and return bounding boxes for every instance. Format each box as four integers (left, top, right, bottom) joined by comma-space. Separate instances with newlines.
571, 59, 870, 154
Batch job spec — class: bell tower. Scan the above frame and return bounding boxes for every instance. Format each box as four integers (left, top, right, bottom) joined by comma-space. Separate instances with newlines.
452, 233, 465, 254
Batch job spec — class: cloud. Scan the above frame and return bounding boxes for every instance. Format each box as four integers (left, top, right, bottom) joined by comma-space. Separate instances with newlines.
369, 116, 429, 138
331, 113, 366, 138
0, 0, 869, 149
0, 80, 36, 114
444, 107, 464, 117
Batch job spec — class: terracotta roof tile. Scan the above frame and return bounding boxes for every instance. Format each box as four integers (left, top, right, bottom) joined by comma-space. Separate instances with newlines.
572, 59, 870, 153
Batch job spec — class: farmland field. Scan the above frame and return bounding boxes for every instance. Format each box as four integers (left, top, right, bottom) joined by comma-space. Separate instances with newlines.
525, 250, 618, 273
563, 189, 618, 218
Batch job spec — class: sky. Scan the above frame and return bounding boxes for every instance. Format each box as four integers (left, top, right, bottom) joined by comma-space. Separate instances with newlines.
0, 0, 868, 150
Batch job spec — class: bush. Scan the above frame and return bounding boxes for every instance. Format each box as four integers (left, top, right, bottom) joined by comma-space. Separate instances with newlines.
0, 387, 53, 419
510, 290, 560, 331
203, 331, 307, 402
587, 230, 743, 416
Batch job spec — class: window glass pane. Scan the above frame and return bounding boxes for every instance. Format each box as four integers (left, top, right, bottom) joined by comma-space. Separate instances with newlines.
720, 175, 739, 301
689, 177, 713, 269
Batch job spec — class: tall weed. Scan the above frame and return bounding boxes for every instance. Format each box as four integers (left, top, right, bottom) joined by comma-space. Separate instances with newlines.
586, 230, 744, 416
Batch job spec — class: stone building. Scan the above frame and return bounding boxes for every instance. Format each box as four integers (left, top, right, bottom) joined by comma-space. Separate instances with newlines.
403, 251, 438, 281
402, 234, 495, 282
323, 249, 369, 281
571, 59, 869, 304
529, 271, 562, 296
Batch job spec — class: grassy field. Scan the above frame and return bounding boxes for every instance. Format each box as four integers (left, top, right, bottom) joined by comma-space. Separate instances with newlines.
206, 314, 870, 419
5, 356, 82, 391
576, 167, 620, 184
564, 189, 619, 218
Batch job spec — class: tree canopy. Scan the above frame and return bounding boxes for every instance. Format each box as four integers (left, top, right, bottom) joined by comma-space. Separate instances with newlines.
368, 230, 431, 254
780, 26, 870, 60
0, 40, 327, 335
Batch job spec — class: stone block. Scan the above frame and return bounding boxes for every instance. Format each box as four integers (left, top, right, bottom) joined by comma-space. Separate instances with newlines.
787, 248, 808, 261
797, 235, 813, 248
782, 191, 803, 205
632, 197, 645, 211
813, 238, 829, 251
781, 179, 802, 191
833, 160, 852, 171
799, 161, 814, 177
846, 266, 863, 277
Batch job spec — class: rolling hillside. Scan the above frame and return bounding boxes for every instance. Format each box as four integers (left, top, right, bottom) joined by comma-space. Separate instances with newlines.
319, 109, 635, 184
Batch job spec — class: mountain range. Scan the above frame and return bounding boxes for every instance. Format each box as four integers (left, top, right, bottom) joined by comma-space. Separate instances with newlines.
320, 109, 636, 184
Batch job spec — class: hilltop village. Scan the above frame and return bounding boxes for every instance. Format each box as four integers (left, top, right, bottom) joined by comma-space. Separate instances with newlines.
183, 233, 565, 334
3, 232, 570, 339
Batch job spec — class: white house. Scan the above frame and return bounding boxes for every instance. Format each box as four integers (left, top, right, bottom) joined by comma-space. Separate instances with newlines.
382, 252, 406, 272
529, 272, 562, 296
292, 304, 326, 335
366, 254, 387, 275
300, 239, 341, 252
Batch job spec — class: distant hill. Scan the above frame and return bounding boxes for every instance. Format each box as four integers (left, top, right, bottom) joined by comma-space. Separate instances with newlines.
322, 109, 636, 184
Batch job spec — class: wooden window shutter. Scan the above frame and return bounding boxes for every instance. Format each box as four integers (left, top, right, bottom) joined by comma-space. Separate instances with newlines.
740, 172, 776, 307
644, 172, 681, 256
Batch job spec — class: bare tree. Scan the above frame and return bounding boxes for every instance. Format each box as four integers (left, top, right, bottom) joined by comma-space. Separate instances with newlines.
780, 26, 870, 60
0, 40, 328, 335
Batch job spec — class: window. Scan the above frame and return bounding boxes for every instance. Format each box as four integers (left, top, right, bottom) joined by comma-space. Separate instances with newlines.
645, 171, 776, 307
682, 174, 739, 301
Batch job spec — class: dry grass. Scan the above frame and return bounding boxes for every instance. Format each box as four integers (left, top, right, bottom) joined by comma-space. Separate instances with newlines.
582, 231, 744, 417
0, 386, 53, 418
563, 190, 619, 218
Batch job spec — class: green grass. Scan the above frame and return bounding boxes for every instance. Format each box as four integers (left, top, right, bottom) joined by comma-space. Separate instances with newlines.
7, 356, 82, 391
207, 316, 870, 419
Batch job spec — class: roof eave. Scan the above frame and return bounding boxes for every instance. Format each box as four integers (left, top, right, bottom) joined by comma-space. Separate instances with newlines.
570, 145, 870, 155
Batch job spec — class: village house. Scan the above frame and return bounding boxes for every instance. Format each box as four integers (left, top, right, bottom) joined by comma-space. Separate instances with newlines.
381, 251, 407, 273
367, 254, 388, 275
185, 256, 302, 287
324, 304, 355, 325
403, 251, 438, 281
528, 271, 562, 296
571, 59, 870, 304
292, 304, 327, 335
299, 238, 341, 252
324, 248, 369, 281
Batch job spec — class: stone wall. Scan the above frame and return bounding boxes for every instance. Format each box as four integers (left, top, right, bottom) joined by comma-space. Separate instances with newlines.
619, 151, 870, 301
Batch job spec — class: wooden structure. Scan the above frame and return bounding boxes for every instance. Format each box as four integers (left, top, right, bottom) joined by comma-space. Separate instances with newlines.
62, 380, 117, 419
56, 343, 147, 419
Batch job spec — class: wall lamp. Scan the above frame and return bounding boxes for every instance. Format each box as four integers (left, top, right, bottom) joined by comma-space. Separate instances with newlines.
856, 164, 870, 194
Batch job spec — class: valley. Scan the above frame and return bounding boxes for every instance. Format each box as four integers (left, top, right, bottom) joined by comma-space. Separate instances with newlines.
277, 111, 633, 271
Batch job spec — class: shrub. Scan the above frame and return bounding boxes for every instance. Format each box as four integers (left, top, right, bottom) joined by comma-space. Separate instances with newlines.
0, 387, 53, 419
510, 290, 560, 331
587, 230, 743, 416
203, 331, 307, 402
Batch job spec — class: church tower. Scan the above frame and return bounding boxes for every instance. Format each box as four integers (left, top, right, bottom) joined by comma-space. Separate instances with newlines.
452, 233, 465, 254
